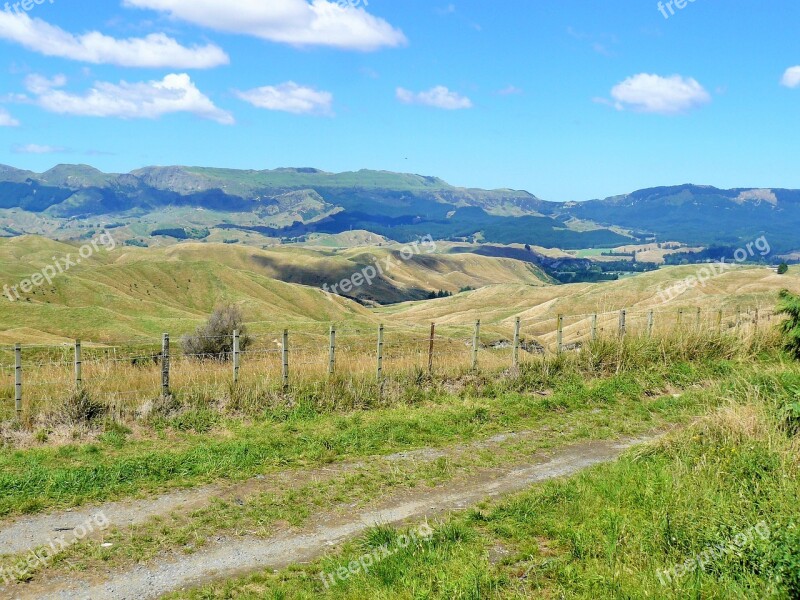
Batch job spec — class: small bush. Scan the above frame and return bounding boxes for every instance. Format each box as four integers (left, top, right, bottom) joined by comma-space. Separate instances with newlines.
56, 389, 106, 425
181, 304, 251, 361
777, 289, 800, 359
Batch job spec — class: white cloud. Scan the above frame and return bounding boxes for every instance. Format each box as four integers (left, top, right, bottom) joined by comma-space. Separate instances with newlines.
236, 82, 333, 116
609, 73, 711, 115
396, 86, 473, 110
0, 108, 19, 126
123, 0, 406, 51
781, 66, 800, 88
497, 85, 523, 96
0, 10, 228, 68
23, 73, 234, 125
12, 144, 66, 154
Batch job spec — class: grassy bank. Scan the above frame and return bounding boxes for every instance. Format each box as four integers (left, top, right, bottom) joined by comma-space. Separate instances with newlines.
0, 333, 774, 517
167, 365, 800, 599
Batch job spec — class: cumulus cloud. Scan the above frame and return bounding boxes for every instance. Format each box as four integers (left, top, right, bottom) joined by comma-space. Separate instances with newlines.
609, 73, 711, 115
236, 82, 333, 115
23, 73, 234, 124
0, 108, 19, 126
12, 144, 66, 154
123, 0, 406, 51
396, 86, 473, 110
781, 66, 800, 88
0, 10, 228, 68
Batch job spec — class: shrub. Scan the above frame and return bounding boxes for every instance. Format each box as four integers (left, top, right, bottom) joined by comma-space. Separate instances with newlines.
777, 290, 800, 359
181, 304, 251, 361
56, 389, 106, 425
777, 262, 789, 275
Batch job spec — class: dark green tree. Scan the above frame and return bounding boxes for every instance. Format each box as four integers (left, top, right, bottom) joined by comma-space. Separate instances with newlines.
778, 262, 789, 275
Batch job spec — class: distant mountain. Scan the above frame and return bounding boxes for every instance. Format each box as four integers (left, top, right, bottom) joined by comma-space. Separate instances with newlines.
0, 164, 627, 249
0, 165, 797, 252
566, 184, 800, 252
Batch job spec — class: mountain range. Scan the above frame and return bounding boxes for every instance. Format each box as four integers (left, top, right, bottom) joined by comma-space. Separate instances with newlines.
0, 164, 794, 253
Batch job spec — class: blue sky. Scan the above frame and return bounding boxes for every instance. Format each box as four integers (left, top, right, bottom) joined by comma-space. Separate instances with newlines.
0, 0, 798, 201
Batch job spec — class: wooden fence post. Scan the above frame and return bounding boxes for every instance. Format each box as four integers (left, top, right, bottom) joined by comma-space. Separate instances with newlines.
591, 314, 598, 342
232, 330, 240, 384
647, 310, 655, 338
328, 325, 336, 376
619, 309, 627, 338
14, 343, 22, 419
754, 308, 760, 333
556, 315, 564, 354
512, 317, 521, 368
471, 320, 481, 370
161, 333, 170, 396
736, 307, 742, 333
427, 322, 435, 375
696, 307, 702, 330
677, 309, 684, 327
282, 329, 289, 391
376, 324, 384, 381
717, 309, 723, 334
74, 340, 82, 389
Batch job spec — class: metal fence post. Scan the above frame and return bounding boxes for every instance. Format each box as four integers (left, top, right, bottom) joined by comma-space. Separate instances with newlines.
14, 343, 22, 419
512, 317, 521, 368
619, 309, 627, 338
376, 324, 384, 382
161, 333, 170, 396
282, 329, 289, 391
328, 325, 336, 376
647, 310, 655, 338
232, 330, 240, 384
591, 314, 598, 342
427, 322, 435, 375
74, 340, 82, 389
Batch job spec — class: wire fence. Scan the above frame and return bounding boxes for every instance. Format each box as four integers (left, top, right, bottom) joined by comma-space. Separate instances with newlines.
0, 304, 779, 423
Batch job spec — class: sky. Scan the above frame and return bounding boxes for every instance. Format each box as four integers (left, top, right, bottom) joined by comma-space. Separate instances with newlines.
0, 0, 799, 201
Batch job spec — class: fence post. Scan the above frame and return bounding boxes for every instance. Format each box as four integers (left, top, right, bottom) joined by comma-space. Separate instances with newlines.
282, 329, 289, 391
377, 324, 384, 382
677, 309, 684, 327
717, 309, 723, 333
512, 317, 521, 368
328, 325, 336, 376
696, 307, 702, 330
427, 322, 435, 375
74, 340, 82, 389
471, 320, 481, 370
754, 308, 760, 333
736, 307, 741, 333
14, 343, 22, 419
618, 309, 627, 338
232, 330, 240, 384
161, 333, 170, 396
591, 314, 598, 342
647, 310, 654, 338
556, 315, 564, 354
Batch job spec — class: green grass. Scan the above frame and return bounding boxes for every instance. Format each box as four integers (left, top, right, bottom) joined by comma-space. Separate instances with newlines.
164, 365, 800, 599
